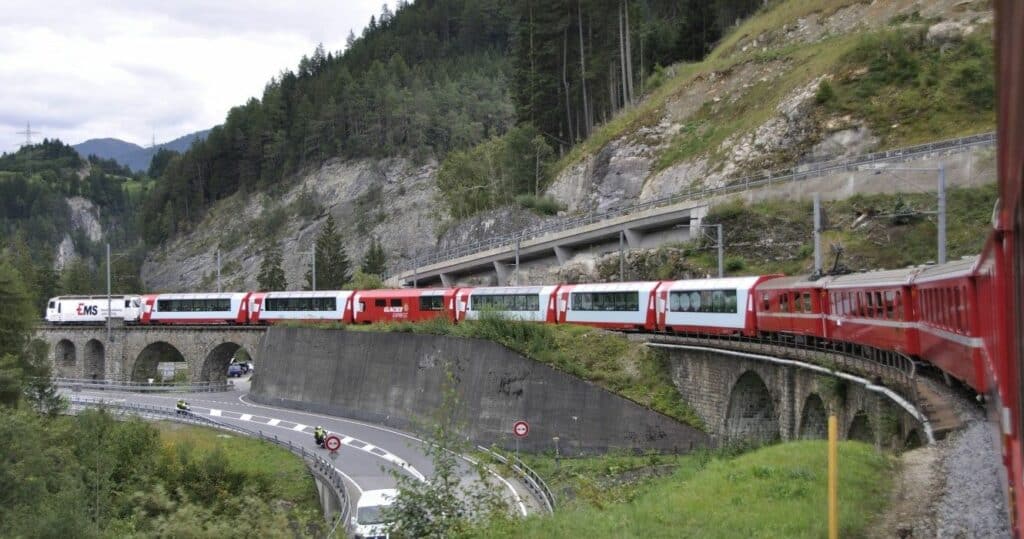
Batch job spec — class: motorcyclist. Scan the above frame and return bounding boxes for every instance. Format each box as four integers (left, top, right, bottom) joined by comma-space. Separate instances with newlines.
176, 399, 190, 415
314, 425, 326, 447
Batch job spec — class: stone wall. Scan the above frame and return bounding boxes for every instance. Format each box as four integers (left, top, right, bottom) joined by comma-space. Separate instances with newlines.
664, 345, 924, 448
250, 327, 709, 455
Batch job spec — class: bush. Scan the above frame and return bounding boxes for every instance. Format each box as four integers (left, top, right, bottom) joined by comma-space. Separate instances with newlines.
515, 194, 566, 216
814, 80, 835, 104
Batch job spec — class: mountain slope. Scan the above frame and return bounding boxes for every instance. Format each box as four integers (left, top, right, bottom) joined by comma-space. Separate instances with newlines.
73, 129, 211, 172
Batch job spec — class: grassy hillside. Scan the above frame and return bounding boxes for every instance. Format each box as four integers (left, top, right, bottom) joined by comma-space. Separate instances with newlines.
478, 441, 893, 538
554, 0, 994, 180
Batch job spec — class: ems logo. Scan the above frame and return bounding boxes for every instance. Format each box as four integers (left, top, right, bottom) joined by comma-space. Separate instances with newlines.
77, 304, 99, 316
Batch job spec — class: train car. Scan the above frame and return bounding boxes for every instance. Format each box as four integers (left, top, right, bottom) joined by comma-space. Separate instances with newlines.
823, 267, 920, 356
45, 295, 142, 324
140, 293, 251, 324
659, 276, 777, 336
752, 275, 830, 340
988, 1, 1024, 532
556, 281, 661, 331
352, 288, 458, 324
455, 285, 560, 323
249, 290, 355, 325
911, 258, 989, 392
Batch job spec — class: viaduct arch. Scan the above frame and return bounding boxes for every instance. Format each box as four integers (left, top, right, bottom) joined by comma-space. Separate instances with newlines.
37, 326, 264, 383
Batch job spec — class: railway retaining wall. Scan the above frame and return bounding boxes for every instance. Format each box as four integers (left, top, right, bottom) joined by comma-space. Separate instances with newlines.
250, 327, 709, 454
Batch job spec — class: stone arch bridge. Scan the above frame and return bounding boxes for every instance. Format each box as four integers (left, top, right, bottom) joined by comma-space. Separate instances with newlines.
37, 324, 266, 383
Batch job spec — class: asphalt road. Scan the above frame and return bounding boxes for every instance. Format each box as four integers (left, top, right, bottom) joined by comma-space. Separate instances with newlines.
68, 375, 534, 518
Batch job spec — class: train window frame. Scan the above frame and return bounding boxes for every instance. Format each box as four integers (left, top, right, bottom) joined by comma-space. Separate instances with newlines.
419, 295, 444, 311
390, 299, 402, 308
801, 292, 812, 313
762, 292, 770, 312
375, 299, 386, 308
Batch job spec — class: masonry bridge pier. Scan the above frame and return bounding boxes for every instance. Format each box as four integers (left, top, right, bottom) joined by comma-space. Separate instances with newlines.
38, 324, 266, 383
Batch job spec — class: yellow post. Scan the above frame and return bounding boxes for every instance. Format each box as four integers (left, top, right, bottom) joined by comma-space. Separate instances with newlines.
828, 415, 839, 539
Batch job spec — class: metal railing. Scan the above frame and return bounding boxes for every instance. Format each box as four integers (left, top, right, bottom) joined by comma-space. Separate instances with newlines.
68, 396, 352, 536
54, 377, 230, 393
390, 131, 995, 277
478, 445, 555, 514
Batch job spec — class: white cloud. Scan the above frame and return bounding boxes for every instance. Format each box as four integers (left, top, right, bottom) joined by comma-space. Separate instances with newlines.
0, 1, 384, 154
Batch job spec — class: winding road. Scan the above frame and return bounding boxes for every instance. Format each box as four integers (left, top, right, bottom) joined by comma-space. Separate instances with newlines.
66, 374, 537, 519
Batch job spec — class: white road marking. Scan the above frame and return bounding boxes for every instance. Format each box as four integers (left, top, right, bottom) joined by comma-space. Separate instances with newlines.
209, 409, 221, 417
293, 423, 308, 432
235, 394, 523, 511
267, 419, 280, 426
240, 414, 252, 421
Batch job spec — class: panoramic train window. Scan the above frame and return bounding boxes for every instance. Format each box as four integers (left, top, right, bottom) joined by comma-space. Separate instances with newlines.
157, 298, 232, 312
572, 291, 640, 312
668, 289, 738, 313
265, 297, 337, 311
472, 294, 540, 311
419, 295, 444, 311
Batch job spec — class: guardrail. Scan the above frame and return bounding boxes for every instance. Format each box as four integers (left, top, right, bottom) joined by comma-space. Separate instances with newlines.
54, 377, 231, 393
478, 445, 555, 514
68, 396, 352, 536
389, 131, 995, 277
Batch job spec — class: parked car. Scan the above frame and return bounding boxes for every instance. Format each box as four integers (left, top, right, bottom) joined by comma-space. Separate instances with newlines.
227, 363, 244, 377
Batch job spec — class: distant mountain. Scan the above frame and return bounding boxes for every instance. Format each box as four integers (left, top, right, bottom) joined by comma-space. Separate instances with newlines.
73, 129, 210, 173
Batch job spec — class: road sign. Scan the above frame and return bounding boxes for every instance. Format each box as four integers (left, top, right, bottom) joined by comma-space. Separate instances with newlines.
324, 434, 342, 451
513, 420, 530, 438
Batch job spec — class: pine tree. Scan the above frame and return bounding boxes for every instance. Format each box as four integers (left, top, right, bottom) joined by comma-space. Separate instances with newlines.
257, 242, 287, 291
361, 237, 387, 277
305, 215, 350, 290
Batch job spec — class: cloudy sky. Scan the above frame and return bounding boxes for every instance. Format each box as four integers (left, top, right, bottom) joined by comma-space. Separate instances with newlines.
0, 1, 384, 154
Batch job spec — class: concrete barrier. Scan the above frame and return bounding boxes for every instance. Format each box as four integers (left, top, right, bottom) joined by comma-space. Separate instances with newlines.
251, 327, 709, 455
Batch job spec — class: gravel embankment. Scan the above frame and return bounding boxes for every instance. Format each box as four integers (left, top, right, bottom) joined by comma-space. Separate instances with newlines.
935, 419, 1011, 537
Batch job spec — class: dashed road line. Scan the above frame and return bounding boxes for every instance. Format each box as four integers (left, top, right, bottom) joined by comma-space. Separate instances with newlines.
292, 423, 308, 432
210, 409, 221, 417
240, 414, 252, 421
267, 419, 280, 426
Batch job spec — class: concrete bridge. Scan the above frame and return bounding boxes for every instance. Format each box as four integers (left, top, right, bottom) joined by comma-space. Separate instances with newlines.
38, 323, 265, 383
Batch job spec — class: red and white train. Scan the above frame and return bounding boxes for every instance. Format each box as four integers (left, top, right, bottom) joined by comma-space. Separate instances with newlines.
40, 4, 1024, 530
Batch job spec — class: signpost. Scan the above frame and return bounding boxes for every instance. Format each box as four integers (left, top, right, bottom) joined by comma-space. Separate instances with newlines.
324, 434, 342, 452
513, 420, 529, 460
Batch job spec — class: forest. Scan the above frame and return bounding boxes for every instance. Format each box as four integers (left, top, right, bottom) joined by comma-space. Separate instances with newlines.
140, 0, 764, 244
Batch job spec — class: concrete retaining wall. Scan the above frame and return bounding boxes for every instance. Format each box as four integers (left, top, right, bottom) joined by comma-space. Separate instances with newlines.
250, 327, 708, 454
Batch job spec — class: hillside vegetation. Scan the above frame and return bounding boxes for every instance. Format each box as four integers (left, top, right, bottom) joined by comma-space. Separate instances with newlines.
479, 441, 892, 538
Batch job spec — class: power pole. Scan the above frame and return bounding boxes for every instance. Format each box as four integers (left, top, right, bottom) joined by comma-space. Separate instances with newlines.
16, 121, 40, 177
716, 224, 723, 279
619, 230, 625, 282
216, 249, 222, 292
106, 243, 112, 343
938, 164, 947, 265
813, 193, 822, 276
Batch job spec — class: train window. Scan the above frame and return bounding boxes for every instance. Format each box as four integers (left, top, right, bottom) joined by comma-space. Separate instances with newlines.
472, 294, 540, 312
947, 288, 955, 330
572, 291, 640, 312
669, 290, 738, 313
801, 292, 812, 313
390, 299, 402, 308
419, 296, 444, 311
893, 291, 902, 320
960, 286, 969, 331
375, 299, 386, 307
266, 297, 338, 311
761, 293, 770, 312
780, 293, 789, 313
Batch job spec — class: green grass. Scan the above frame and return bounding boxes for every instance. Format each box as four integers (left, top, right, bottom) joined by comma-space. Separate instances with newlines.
476, 441, 893, 538
652, 183, 998, 279
155, 422, 321, 507
347, 315, 703, 429
821, 28, 995, 147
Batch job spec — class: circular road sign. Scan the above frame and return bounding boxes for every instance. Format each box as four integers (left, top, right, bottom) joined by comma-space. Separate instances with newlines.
324, 434, 342, 452
513, 420, 530, 439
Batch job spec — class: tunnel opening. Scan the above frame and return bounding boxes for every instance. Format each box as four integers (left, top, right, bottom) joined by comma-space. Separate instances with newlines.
798, 393, 828, 440
724, 371, 779, 443
202, 342, 249, 383
84, 339, 105, 380
132, 342, 186, 383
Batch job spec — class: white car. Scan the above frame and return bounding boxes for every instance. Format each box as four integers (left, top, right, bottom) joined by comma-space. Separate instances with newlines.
352, 488, 398, 539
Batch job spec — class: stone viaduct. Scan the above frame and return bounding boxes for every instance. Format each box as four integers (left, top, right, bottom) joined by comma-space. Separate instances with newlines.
660, 344, 925, 449
37, 324, 926, 449
38, 323, 265, 383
